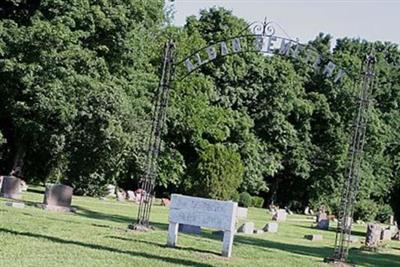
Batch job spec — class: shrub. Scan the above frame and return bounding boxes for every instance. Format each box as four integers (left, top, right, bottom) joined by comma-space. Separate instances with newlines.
195, 144, 244, 200
353, 199, 379, 222
239, 192, 252, 207
375, 204, 393, 223
251, 196, 264, 208
231, 191, 240, 203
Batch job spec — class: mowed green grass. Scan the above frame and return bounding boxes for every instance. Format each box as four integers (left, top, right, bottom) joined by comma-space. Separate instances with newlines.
1, 187, 399, 267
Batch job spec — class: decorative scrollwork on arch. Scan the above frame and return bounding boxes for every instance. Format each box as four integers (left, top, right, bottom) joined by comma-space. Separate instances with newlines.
248, 18, 276, 36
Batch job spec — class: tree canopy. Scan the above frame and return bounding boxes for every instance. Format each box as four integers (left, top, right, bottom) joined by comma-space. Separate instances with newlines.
0, 2, 399, 223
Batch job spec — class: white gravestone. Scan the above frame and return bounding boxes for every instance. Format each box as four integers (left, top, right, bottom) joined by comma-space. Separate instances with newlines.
237, 207, 248, 219
263, 222, 279, 233
237, 222, 254, 234
167, 194, 237, 257
272, 209, 287, 222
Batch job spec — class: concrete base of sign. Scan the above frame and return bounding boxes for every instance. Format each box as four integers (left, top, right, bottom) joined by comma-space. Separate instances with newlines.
5, 202, 25, 208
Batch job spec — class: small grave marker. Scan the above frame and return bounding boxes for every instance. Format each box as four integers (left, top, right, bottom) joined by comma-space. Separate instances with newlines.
237, 207, 248, 219
263, 222, 278, 233
167, 194, 237, 257
237, 222, 255, 234
381, 229, 391, 241
272, 209, 287, 222
305, 234, 323, 241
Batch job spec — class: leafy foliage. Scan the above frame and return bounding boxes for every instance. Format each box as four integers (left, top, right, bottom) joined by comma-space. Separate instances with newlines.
0, 3, 399, 222
239, 192, 252, 208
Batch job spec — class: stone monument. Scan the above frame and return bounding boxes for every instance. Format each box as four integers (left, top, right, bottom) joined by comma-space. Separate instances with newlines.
365, 223, 382, 248
42, 184, 74, 212
0, 176, 22, 199
316, 209, 329, 230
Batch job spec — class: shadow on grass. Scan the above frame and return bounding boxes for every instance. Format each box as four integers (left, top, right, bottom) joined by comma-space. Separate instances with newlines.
0, 228, 216, 267
27, 187, 45, 194
73, 206, 169, 231
234, 235, 400, 267
296, 225, 366, 237
107, 236, 221, 256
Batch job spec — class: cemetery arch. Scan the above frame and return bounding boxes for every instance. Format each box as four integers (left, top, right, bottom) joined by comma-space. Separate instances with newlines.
133, 18, 375, 265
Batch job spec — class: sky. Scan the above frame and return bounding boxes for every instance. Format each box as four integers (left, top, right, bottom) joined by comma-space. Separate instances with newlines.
171, 0, 400, 45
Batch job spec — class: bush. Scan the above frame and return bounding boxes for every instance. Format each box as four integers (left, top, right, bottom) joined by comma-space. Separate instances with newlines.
195, 144, 244, 200
376, 204, 393, 223
231, 191, 240, 203
354, 199, 379, 221
239, 192, 252, 207
251, 196, 264, 208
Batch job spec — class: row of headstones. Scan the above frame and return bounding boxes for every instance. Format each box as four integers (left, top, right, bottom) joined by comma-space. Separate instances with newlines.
366, 223, 400, 248
0, 176, 74, 212
178, 208, 287, 236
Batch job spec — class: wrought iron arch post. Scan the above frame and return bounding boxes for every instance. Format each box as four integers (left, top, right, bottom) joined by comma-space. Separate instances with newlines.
325, 53, 377, 264
130, 39, 175, 230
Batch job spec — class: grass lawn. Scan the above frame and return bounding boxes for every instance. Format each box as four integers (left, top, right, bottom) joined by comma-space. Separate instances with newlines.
1, 186, 400, 267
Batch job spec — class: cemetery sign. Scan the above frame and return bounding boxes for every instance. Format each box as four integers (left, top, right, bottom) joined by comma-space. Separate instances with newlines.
167, 194, 237, 257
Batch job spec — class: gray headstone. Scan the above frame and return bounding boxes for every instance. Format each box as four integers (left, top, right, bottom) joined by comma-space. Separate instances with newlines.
237, 207, 248, 219
0, 176, 22, 199
263, 222, 278, 233
116, 191, 126, 202
253, 229, 263, 234
304, 234, 323, 241
317, 219, 330, 230
389, 225, 398, 238
127, 190, 135, 201
365, 223, 382, 248
212, 230, 224, 237
389, 215, 394, 225
178, 224, 201, 235
106, 184, 116, 197
381, 229, 391, 241
237, 222, 255, 234
304, 206, 310, 215
42, 184, 73, 212
316, 211, 328, 223
0, 175, 4, 190
20, 180, 28, 192
272, 209, 287, 222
